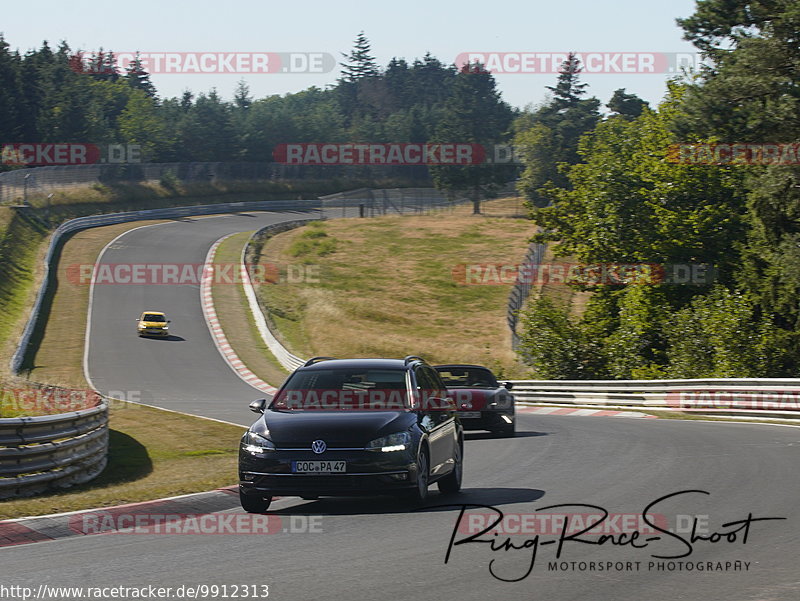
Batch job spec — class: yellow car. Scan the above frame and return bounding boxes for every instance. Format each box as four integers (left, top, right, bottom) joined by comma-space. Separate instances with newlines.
136, 311, 171, 337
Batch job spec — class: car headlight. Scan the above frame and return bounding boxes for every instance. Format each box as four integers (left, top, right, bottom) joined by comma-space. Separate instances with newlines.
242, 431, 276, 454
490, 394, 512, 409
366, 431, 411, 452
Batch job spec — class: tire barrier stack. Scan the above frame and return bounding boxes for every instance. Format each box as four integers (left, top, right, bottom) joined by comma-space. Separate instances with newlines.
0, 397, 108, 500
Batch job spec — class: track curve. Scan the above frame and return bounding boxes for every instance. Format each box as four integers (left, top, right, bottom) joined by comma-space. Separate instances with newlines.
84, 210, 316, 425
4, 209, 799, 601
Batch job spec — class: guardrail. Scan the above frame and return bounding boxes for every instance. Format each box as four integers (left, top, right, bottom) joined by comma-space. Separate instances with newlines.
508, 379, 800, 418
0, 400, 108, 499
9, 200, 323, 374
241, 220, 316, 372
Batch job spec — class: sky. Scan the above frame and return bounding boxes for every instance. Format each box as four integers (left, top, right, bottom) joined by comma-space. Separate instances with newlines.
2, 0, 703, 110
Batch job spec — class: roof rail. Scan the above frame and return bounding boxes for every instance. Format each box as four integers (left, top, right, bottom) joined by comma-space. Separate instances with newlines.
303, 356, 337, 367
403, 355, 426, 366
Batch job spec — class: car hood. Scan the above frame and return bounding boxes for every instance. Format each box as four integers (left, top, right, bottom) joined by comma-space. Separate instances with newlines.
257, 410, 415, 447
140, 321, 167, 327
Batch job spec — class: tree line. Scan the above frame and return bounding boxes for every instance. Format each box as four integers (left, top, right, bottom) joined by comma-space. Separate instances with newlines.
0, 33, 506, 169
516, 0, 800, 378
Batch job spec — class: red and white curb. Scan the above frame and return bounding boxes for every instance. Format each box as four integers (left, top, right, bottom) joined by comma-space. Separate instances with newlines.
517, 406, 656, 419
201, 236, 278, 395
0, 486, 241, 548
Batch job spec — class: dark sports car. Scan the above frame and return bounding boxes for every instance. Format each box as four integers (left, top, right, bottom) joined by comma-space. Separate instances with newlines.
433, 364, 515, 437
238, 356, 464, 512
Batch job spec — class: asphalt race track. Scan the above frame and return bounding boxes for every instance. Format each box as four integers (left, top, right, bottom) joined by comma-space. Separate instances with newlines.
3, 210, 799, 601
84, 210, 321, 425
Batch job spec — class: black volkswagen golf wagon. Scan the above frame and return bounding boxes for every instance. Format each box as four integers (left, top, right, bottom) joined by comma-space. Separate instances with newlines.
238, 356, 464, 512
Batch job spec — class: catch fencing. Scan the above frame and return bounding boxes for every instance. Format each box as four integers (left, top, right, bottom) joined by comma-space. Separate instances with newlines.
0, 399, 108, 499
319, 187, 466, 217
0, 162, 276, 205
0, 162, 432, 205
507, 242, 547, 350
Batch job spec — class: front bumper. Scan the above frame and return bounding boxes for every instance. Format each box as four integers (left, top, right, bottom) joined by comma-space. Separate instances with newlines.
239, 447, 419, 496
138, 328, 169, 337
458, 410, 514, 431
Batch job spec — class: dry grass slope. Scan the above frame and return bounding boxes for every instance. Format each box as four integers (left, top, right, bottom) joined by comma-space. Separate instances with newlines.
255, 199, 534, 378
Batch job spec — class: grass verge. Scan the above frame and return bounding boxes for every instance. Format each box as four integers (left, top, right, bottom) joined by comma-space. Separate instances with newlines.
0, 208, 50, 375
251, 198, 534, 378
0, 401, 244, 520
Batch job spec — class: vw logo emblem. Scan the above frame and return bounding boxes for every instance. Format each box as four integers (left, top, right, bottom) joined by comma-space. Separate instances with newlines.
311, 440, 327, 454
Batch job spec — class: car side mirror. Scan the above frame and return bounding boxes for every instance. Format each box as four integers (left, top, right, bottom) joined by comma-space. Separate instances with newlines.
249, 399, 267, 413
168, 320, 172, 323
503, 381, 514, 390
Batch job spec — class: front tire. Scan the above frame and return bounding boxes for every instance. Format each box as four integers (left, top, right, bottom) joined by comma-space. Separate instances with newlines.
240, 490, 272, 513
405, 448, 429, 504
437, 440, 463, 494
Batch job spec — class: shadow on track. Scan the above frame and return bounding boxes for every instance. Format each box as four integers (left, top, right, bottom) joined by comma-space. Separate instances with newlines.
267, 487, 545, 516
465, 430, 549, 441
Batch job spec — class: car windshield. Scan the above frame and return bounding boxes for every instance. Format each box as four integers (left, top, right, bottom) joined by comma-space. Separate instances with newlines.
271, 368, 410, 411
143, 314, 166, 322
436, 367, 498, 388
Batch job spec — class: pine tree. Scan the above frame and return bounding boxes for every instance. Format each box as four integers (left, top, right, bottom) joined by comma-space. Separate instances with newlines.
233, 80, 252, 111
0, 35, 21, 142
124, 52, 157, 98
430, 62, 515, 213
339, 32, 379, 82
545, 52, 588, 109
515, 54, 600, 206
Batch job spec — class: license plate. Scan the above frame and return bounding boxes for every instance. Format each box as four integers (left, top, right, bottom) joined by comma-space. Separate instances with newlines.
458, 411, 481, 419
292, 460, 346, 473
